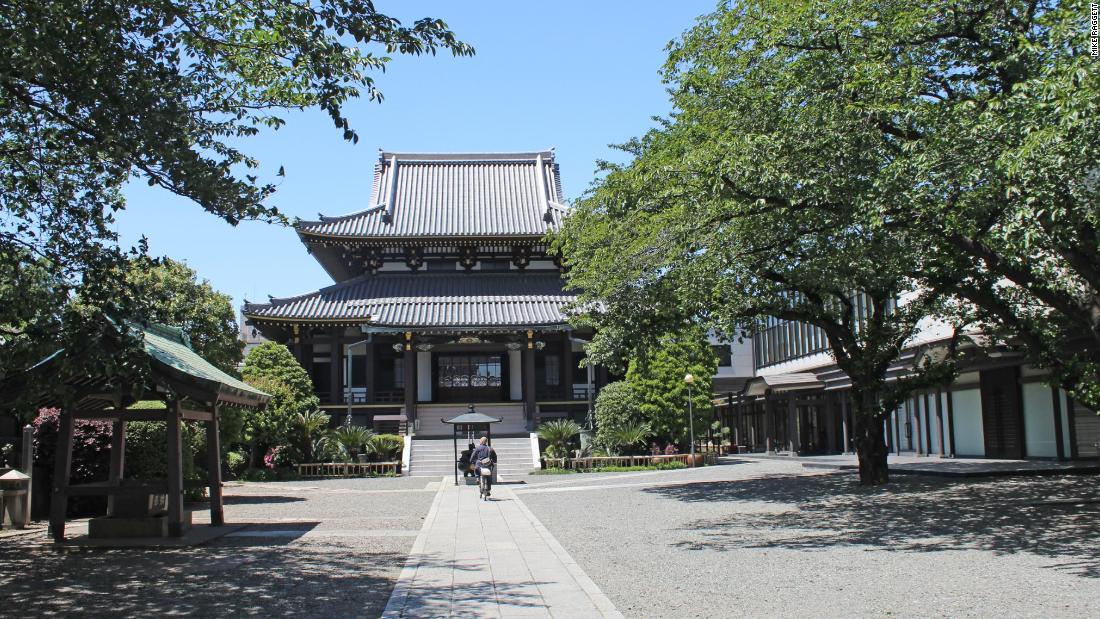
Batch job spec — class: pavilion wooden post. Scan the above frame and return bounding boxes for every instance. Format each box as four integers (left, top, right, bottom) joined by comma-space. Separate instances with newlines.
206, 404, 224, 526
106, 418, 127, 516
166, 400, 185, 537
48, 407, 76, 542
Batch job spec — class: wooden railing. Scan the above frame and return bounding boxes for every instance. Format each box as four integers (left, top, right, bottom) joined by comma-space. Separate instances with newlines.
296, 462, 400, 478
543, 453, 715, 470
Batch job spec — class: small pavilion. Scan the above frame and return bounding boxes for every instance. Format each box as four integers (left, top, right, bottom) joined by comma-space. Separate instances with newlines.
16, 323, 269, 542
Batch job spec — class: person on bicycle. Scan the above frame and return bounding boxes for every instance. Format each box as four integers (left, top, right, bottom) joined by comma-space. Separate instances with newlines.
470, 436, 496, 476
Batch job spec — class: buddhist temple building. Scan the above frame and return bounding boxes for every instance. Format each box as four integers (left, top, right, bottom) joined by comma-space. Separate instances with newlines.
243, 150, 603, 437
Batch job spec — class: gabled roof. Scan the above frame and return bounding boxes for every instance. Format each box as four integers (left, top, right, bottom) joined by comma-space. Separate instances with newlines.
8, 323, 269, 410
296, 150, 569, 240
242, 271, 576, 330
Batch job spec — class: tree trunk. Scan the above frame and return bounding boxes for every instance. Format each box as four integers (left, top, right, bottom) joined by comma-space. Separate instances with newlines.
851, 390, 889, 485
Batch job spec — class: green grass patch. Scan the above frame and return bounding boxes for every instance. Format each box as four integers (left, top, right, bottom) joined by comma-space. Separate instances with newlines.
531, 467, 577, 475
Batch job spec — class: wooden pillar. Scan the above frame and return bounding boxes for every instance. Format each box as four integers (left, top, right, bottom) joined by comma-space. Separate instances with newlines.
946, 388, 957, 457
1066, 395, 1079, 459
524, 331, 537, 423
787, 396, 799, 454
106, 419, 126, 516
912, 398, 923, 455
935, 388, 947, 457
292, 325, 304, 364
403, 332, 416, 425
764, 392, 775, 453
1051, 386, 1066, 461
207, 405, 224, 526
330, 329, 343, 405
923, 392, 934, 455
166, 401, 184, 537
824, 394, 836, 454
893, 404, 902, 454
562, 336, 574, 400
729, 393, 739, 449
841, 392, 851, 454
364, 340, 376, 405
48, 408, 76, 542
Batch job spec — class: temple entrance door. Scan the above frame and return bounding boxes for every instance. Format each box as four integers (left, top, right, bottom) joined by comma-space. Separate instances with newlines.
435, 353, 507, 403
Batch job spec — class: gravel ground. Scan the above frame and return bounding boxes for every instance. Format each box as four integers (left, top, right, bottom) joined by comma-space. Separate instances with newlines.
0, 477, 439, 617
518, 460, 1100, 618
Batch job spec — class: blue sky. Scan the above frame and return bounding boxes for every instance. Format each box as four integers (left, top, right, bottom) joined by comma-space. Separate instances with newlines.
116, 1, 715, 310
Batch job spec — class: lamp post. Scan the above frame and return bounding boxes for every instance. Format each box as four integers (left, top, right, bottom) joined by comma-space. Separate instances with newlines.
345, 338, 371, 427
684, 373, 696, 467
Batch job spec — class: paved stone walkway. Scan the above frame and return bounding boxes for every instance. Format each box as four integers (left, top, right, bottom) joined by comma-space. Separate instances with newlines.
383, 480, 622, 618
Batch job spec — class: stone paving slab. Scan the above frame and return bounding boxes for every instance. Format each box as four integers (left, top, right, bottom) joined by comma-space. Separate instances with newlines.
732, 453, 1100, 477
383, 478, 622, 618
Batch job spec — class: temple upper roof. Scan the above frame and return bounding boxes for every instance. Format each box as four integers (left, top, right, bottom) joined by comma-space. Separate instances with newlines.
296, 150, 569, 241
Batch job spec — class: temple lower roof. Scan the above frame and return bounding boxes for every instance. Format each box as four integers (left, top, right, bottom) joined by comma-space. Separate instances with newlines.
242, 271, 577, 329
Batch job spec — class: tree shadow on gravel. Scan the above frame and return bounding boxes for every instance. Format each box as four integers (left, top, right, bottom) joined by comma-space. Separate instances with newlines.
0, 532, 406, 616
645, 473, 1100, 578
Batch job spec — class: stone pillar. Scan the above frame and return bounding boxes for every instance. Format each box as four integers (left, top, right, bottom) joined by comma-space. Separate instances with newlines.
824, 394, 836, 454
935, 388, 947, 457
21, 424, 33, 525
841, 393, 851, 454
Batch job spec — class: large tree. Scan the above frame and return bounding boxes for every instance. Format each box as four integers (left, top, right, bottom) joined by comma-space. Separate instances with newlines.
660, 0, 1100, 409
554, 0, 967, 484
0, 1, 472, 389
124, 257, 243, 373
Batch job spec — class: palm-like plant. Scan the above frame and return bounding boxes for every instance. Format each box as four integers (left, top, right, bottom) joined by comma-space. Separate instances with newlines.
538, 419, 583, 459
295, 410, 331, 462
329, 424, 375, 460
609, 421, 653, 456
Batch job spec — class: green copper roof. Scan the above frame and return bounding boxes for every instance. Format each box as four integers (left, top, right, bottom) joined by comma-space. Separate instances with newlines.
139, 323, 269, 403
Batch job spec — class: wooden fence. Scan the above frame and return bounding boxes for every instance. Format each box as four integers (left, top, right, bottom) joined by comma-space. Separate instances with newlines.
296, 462, 400, 478
543, 453, 715, 470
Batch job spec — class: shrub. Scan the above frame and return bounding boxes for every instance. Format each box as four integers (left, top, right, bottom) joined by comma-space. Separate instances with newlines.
371, 434, 404, 462
329, 425, 375, 460
240, 342, 320, 465
32, 408, 112, 516
594, 381, 642, 450
538, 419, 582, 459
225, 450, 248, 478
605, 421, 653, 456
625, 327, 717, 446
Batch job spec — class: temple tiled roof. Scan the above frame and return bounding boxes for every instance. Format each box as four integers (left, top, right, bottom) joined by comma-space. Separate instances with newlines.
242, 272, 576, 329
296, 151, 569, 240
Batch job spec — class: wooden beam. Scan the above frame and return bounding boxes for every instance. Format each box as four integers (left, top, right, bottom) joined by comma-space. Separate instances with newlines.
179, 408, 214, 422
166, 401, 184, 537
75, 410, 165, 422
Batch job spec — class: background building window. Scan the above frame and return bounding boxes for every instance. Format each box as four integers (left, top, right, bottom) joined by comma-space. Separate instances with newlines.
544, 354, 561, 386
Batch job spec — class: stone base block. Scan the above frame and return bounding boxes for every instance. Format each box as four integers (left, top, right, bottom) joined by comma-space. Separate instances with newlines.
88, 511, 192, 539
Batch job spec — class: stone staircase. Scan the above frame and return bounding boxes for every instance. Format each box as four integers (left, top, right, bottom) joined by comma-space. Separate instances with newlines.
409, 436, 535, 479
